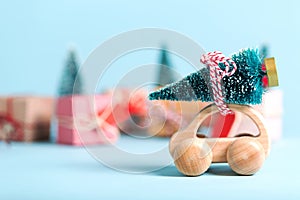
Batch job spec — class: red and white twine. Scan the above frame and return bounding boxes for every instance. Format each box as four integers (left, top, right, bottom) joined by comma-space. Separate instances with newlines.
200, 51, 237, 115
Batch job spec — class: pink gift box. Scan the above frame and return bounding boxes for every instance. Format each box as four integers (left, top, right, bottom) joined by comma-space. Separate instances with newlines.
226, 89, 283, 142
56, 95, 119, 146
255, 89, 283, 141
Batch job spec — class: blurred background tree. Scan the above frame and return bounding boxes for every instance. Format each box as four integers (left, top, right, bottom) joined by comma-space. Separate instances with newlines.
157, 46, 177, 86
260, 44, 269, 59
58, 49, 83, 96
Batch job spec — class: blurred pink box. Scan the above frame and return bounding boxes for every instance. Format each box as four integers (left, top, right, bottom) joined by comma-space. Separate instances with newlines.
227, 89, 283, 142
56, 95, 119, 146
0, 96, 53, 142
254, 89, 283, 141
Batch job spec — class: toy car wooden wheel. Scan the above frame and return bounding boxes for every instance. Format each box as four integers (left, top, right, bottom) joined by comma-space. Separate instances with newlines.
169, 104, 270, 176
227, 137, 265, 175
172, 138, 213, 176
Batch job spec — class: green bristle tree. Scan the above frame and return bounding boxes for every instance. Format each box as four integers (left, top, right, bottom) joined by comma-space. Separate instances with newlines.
58, 49, 83, 96
149, 48, 266, 105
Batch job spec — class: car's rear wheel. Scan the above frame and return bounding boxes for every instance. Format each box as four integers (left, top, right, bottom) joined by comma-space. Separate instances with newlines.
227, 137, 265, 175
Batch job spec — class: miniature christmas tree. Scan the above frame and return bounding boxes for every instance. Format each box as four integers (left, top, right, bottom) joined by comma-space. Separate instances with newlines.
149, 48, 266, 105
157, 46, 177, 86
58, 49, 83, 96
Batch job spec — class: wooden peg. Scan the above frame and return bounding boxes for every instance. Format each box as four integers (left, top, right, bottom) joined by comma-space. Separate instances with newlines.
264, 57, 279, 87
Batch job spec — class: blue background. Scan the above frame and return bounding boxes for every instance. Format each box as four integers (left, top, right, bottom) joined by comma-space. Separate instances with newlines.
1, 0, 299, 137
1, 1, 300, 199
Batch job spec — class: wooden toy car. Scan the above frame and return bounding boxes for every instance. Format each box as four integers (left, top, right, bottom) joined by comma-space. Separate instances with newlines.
169, 104, 270, 176
149, 50, 278, 176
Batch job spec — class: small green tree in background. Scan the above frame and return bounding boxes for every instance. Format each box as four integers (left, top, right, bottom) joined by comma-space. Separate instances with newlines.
260, 44, 269, 59
157, 46, 177, 86
58, 49, 83, 96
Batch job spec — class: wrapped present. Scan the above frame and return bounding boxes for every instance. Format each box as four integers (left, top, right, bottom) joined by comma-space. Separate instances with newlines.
56, 95, 120, 146
113, 88, 149, 134
220, 89, 283, 141
109, 88, 209, 137
102, 89, 145, 127
147, 101, 210, 137
0, 96, 53, 142
254, 89, 283, 141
